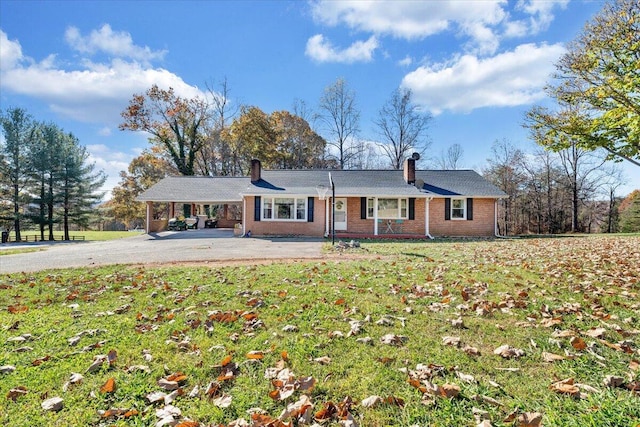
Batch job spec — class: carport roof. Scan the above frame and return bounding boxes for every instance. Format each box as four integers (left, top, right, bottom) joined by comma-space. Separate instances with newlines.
137, 169, 506, 203
137, 176, 249, 203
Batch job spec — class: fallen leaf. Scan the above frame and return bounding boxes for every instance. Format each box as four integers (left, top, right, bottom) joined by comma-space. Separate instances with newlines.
100, 377, 116, 394
313, 356, 332, 365
542, 352, 566, 362
380, 334, 408, 346
462, 345, 481, 356
517, 412, 543, 427
41, 396, 63, 412
157, 379, 180, 391
86, 355, 107, 373
442, 336, 461, 347
603, 375, 625, 388
6, 386, 27, 401
493, 344, 525, 359
570, 337, 587, 351
583, 327, 606, 338
549, 378, 581, 398
8, 304, 28, 314
62, 373, 84, 392
1, 365, 17, 374
246, 351, 264, 360
361, 395, 383, 408
438, 383, 461, 398
146, 391, 167, 404
107, 349, 117, 366
212, 393, 232, 408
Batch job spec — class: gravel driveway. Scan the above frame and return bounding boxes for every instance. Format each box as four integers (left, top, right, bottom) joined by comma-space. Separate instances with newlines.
0, 229, 325, 274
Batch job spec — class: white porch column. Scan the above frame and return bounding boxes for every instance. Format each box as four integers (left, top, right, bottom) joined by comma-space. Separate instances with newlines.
494, 200, 499, 237
325, 198, 330, 237
373, 197, 379, 236
242, 197, 246, 235
145, 201, 152, 233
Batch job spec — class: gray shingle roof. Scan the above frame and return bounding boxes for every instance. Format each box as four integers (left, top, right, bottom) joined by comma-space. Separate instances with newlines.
137, 176, 249, 202
137, 169, 506, 202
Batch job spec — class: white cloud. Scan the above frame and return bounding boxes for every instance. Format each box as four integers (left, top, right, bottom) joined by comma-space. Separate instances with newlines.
65, 24, 166, 64
0, 30, 23, 69
310, 0, 569, 56
305, 34, 378, 63
401, 43, 566, 115
98, 126, 112, 136
86, 144, 136, 199
0, 28, 204, 125
518, 0, 569, 32
310, 0, 506, 54
398, 55, 413, 67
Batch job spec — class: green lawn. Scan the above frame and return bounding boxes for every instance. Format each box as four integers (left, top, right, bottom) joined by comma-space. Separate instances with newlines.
4, 230, 142, 243
0, 236, 638, 426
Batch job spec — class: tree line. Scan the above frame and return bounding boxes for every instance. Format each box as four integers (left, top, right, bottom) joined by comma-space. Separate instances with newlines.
0, 108, 106, 241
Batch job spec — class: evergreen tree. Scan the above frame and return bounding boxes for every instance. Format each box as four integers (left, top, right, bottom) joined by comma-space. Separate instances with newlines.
619, 190, 640, 233
0, 107, 37, 241
59, 133, 106, 239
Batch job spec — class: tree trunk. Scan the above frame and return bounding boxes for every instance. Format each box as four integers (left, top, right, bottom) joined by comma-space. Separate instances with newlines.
13, 183, 21, 241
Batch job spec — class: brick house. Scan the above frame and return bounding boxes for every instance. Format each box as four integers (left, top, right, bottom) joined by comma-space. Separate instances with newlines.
137, 159, 507, 238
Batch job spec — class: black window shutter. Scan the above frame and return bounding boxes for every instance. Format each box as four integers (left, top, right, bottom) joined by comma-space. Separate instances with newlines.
307, 197, 314, 222
444, 198, 451, 220
360, 197, 367, 219
408, 198, 415, 220
254, 196, 261, 221
467, 198, 473, 221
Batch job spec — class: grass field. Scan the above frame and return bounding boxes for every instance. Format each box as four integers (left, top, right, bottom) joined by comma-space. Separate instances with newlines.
5, 230, 143, 242
1, 236, 638, 426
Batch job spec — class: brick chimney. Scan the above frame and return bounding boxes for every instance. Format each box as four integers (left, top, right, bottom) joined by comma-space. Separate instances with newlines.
404, 158, 415, 184
250, 159, 262, 183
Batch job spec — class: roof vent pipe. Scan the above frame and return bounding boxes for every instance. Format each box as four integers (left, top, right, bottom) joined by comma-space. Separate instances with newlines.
250, 159, 261, 183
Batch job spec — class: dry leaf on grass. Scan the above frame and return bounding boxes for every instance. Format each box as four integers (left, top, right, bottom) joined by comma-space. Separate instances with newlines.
493, 344, 525, 359
380, 334, 408, 346
6, 386, 27, 402
542, 352, 567, 362
100, 377, 116, 394
570, 337, 587, 351
41, 396, 63, 412
517, 412, 543, 427
549, 378, 582, 398
361, 395, 383, 408
212, 393, 232, 408
1, 365, 16, 374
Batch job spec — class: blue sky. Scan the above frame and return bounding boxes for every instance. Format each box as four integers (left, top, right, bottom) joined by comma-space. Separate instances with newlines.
1, 0, 638, 198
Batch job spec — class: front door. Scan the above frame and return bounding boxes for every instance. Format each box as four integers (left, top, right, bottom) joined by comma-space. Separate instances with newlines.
334, 198, 347, 231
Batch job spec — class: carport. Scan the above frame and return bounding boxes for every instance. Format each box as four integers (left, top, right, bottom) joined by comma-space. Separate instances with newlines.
137, 176, 252, 233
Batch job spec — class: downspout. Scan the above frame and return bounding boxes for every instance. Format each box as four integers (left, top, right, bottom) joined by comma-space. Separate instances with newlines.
425, 197, 434, 239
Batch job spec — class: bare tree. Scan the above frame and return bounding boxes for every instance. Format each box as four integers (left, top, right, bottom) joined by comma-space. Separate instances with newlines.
434, 144, 464, 169
196, 77, 240, 176
318, 78, 361, 169
375, 88, 432, 169
483, 139, 526, 235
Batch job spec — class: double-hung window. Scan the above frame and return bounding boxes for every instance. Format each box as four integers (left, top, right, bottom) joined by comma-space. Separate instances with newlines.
262, 197, 307, 221
366, 198, 408, 219
451, 198, 466, 219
